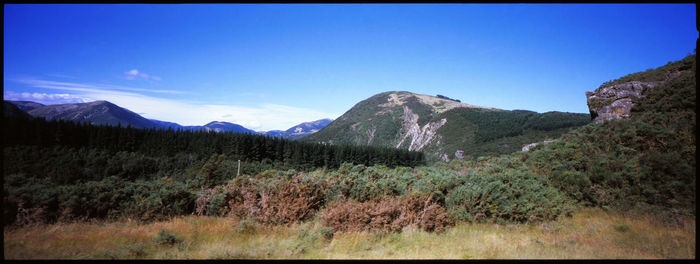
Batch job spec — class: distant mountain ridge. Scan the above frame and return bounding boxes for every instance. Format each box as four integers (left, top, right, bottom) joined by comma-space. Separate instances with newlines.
6, 100, 330, 138
4, 101, 34, 119
262, 118, 333, 140
26, 100, 156, 129
7, 101, 45, 112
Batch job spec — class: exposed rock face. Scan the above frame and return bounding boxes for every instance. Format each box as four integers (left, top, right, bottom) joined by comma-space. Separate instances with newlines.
585, 81, 661, 123
395, 106, 447, 151
366, 125, 376, 145
522, 140, 555, 152
454, 150, 464, 160
440, 153, 450, 162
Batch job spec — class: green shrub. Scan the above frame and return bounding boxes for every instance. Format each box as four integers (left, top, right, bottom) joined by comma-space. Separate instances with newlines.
445, 169, 574, 223
234, 218, 257, 234
152, 230, 180, 246
613, 224, 630, 232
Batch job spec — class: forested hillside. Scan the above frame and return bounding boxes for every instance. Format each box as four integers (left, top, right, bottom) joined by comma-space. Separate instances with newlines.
2, 116, 423, 225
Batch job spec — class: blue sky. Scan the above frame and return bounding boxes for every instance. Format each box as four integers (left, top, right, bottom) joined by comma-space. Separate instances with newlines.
3, 4, 697, 131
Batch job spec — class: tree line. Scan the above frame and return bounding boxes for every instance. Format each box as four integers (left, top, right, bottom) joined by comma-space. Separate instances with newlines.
3, 116, 425, 170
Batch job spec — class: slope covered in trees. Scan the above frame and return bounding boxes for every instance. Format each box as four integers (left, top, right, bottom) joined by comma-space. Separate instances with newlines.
2, 116, 423, 225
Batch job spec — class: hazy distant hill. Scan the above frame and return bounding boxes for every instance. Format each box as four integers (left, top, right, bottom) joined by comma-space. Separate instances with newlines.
8, 100, 269, 134
148, 119, 184, 130
304, 91, 590, 160
8, 101, 45, 112
26, 100, 157, 129
199, 121, 256, 134
263, 118, 332, 140
3, 101, 33, 119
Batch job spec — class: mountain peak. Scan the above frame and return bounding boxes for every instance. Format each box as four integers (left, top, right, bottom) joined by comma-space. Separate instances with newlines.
25, 100, 155, 128
205, 121, 231, 126
8, 101, 46, 112
374, 91, 498, 114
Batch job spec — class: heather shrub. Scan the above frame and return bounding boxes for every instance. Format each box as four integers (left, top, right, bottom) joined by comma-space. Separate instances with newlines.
321, 194, 453, 233
3, 174, 60, 225
195, 186, 232, 216
227, 173, 326, 224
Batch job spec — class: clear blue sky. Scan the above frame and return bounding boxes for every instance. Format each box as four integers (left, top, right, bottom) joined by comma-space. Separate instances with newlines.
4, 4, 697, 131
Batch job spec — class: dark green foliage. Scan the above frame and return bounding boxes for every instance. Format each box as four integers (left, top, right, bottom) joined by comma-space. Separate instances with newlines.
436, 94, 461, 102
3, 101, 33, 119
152, 230, 181, 246
523, 111, 592, 131
614, 224, 631, 232
2, 112, 424, 224
3, 115, 424, 172
445, 168, 574, 223
434, 108, 590, 159
599, 54, 695, 88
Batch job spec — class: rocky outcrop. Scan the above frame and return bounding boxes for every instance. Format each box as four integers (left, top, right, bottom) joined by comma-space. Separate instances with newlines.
454, 150, 465, 160
585, 81, 661, 123
440, 153, 450, 162
522, 140, 555, 152
366, 125, 376, 145
395, 106, 447, 151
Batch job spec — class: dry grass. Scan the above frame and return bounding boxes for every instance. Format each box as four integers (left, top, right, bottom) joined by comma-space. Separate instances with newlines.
4, 208, 695, 259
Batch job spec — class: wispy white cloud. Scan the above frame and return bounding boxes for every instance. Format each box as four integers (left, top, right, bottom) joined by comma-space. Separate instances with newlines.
124, 69, 161, 81
10, 78, 338, 131
3, 90, 92, 105
46, 73, 78, 79
18, 79, 185, 95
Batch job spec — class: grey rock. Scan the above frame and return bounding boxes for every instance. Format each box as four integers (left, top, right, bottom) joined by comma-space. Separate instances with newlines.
585, 81, 662, 123
440, 153, 450, 162
454, 150, 464, 160
522, 140, 555, 152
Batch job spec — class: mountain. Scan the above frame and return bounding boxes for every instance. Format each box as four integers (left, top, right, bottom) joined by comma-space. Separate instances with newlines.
200, 121, 256, 134
303, 91, 590, 160
3, 101, 33, 119
8, 100, 261, 134
7, 101, 45, 112
263, 118, 333, 140
150, 118, 257, 134
149, 119, 183, 130
26, 100, 157, 129
262, 130, 285, 137
284, 118, 333, 139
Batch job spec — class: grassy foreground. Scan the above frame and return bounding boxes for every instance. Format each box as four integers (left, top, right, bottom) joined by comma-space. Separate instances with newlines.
4, 208, 694, 259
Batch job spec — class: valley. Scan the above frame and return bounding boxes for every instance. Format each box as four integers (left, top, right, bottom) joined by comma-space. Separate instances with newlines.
3, 47, 695, 261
